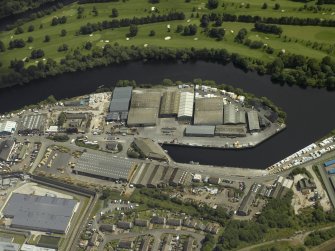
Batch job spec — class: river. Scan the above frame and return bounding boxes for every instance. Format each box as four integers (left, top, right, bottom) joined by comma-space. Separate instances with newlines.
0, 61, 334, 169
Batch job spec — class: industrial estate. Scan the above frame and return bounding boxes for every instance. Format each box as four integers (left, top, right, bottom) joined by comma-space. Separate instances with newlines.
0, 0, 335, 250
0, 82, 334, 251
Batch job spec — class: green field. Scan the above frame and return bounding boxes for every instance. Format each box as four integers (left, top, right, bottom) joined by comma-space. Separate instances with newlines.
0, 0, 334, 75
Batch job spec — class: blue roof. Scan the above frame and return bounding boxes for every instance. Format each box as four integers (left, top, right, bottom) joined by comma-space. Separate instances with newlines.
324, 159, 335, 167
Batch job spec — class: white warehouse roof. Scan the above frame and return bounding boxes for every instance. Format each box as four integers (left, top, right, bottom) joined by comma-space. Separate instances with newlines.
178, 92, 194, 119
0, 121, 17, 134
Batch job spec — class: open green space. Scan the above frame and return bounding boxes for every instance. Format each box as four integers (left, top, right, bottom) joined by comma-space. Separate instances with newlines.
0, 0, 334, 76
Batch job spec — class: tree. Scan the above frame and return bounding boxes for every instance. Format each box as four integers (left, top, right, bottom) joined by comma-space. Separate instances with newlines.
200, 14, 210, 28
92, 6, 98, 16
234, 28, 248, 43
128, 25, 138, 37
27, 36, 34, 43
84, 41, 92, 50
207, 0, 219, 9
262, 2, 268, 9
149, 30, 156, 36
274, 3, 280, 10
58, 112, 66, 126
44, 35, 50, 42
176, 25, 184, 33
0, 40, 5, 52
15, 26, 24, 34
149, 0, 160, 3
111, 8, 118, 17
28, 25, 34, 32
58, 44, 69, 52
60, 29, 67, 37
51, 17, 59, 26
30, 49, 45, 59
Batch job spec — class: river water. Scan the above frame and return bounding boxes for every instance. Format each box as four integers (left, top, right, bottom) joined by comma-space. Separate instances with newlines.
0, 61, 334, 168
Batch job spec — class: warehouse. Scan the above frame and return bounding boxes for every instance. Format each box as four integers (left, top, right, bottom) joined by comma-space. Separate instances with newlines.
133, 138, 167, 161
2, 193, 78, 234
237, 188, 256, 216
106, 87, 133, 121
177, 92, 194, 122
215, 125, 247, 137
73, 152, 136, 181
127, 92, 161, 126
194, 97, 223, 125
0, 241, 20, 251
0, 121, 17, 135
0, 139, 16, 161
169, 168, 191, 186
160, 91, 180, 117
223, 104, 236, 124
185, 125, 215, 137
19, 114, 47, 134
247, 110, 260, 132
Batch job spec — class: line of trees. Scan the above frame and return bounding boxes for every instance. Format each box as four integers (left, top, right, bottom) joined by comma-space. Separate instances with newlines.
201, 13, 335, 27
1, 45, 334, 90
51, 16, 67, 26
0, 0, 57, 18
79, 12, 185, 34
254, 22, 283, 35
78, 0, 119, 3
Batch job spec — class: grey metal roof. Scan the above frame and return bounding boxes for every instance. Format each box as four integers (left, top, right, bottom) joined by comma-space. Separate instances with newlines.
194, 97, 223, 125
0, 242, 20, 251
223, 104, 236, 124
185, 125, 215, 136
247, 110, 260, 131
0, 139, 15, 161
109, 99, 130, 112
2, 193, 77, 233
74, 152, 135, 180
113, 87, 133, 100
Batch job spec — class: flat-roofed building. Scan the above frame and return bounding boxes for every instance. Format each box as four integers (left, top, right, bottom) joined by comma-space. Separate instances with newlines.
247, 110, 260, 132
3, 193, 78, 234
0, 121, 17, 135
133, 138, 167, 161
73, 152, 136, 181
178, 92, 194, 122
194, 97, 223, 125
127, 92, 161, 126
21, 244, 56, 251
160, 91, 180, 117
107, 87, 133, 121
0, 241, 20, 251
215, 125, 247, 137
185, 125, 215, 137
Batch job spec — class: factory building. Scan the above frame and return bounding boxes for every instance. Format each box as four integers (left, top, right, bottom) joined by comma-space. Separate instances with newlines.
133, 138, 167, 161
106, 87, 133, 122
215, 125, 247, 137
0, 241, 20, 251
223, 104, 246, 125
0, 139, 16, 162
177, 92, 194, 122
169, 168, 191, 186
159, 91, 180, 117
127, 92, 161, 126
237, 188, 257, 216
194, 97, 223, 125
19, 114, 47, 134
247, 110, 260, 132
0, 121, 17, 135
73, 152, 136, 181
2, 193, 78, 234
63, 113, 91, 133
130, 163, 174, 188
185, 125, 215, 137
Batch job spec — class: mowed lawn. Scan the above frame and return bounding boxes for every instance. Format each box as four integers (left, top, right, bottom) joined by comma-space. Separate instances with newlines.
0, 0, 334, 73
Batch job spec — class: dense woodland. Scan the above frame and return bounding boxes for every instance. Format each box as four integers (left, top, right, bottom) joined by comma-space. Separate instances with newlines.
0, 0, 57, 18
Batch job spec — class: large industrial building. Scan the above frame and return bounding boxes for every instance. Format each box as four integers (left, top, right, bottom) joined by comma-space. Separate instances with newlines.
247, 110, 260, 132
194, 97, 223, 125
2, 193, 78, 234
223, 104, 246, 125
127, 92, 161, 126
19, 114, 46, 134
63, 113, 91, 133
185, 125, 215, 137
0, 139, 15, 161
133, 138, 167, 161
177, 92, 194, 122
159, 91, 180, 117
0, 121, 17, 135
215, 125, 247, 137
106, 87, 133, 121
73, 152, 136, 181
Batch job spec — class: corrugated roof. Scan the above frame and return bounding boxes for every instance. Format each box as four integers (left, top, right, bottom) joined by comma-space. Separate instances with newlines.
160, 91, 180, 115
74, 152, 135, 180
3, 193, 77, 233
223, 104, 236, 124
247, 110, 260, 131
178, 92, 194, 118
185, 125, 215, 136
194, 97, 223, 125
